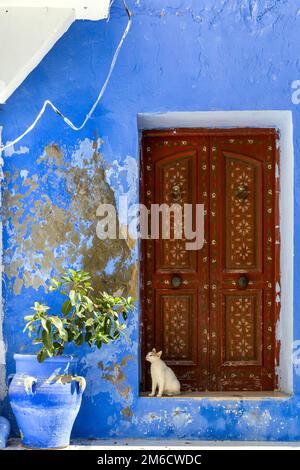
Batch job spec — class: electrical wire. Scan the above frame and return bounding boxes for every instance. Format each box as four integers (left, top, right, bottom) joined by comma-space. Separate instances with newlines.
0, 0, 132, 153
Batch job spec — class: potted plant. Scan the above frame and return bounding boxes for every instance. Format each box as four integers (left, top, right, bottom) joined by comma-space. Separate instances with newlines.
8, 269, 134, 449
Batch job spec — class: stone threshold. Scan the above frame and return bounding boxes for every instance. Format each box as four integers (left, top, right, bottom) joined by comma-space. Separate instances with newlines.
139, 391, 291, 400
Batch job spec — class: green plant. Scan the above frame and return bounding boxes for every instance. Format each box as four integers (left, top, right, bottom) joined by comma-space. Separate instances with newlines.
24, 269, 134, 362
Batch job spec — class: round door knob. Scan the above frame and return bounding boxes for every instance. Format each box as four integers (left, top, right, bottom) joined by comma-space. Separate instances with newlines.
237, 275, 249, 289
235, 184, 250, 200
171, 275, 182, 288
171, 184, 181, 201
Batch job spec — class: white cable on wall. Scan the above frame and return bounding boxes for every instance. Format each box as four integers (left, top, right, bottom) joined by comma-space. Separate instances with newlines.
0, 0, 132, 153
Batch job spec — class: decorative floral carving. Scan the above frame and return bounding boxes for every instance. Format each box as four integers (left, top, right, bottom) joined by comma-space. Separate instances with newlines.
163, 296, 191, 359
163, 240, 189, 267
164, 160, 189, 204
226, 296, 258, 361
160, 156, 193, 269
226, 159, 257, 268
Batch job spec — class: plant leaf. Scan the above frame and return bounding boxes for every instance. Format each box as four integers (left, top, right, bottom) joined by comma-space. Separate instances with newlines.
41, 318, 50, 334
37, 348, 48, 363
61, 300, 72, 316
42, 330, 53, 351
69, 290, 76, 306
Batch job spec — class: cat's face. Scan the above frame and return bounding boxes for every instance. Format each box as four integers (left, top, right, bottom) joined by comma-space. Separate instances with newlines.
146, 348, 162, 362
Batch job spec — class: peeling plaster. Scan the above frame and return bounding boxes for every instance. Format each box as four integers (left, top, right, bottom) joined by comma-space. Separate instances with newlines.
3, 145, 29, 158
3, 138, 137, 297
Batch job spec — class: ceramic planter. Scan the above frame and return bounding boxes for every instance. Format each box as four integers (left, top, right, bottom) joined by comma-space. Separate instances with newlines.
8, 354, 85, 449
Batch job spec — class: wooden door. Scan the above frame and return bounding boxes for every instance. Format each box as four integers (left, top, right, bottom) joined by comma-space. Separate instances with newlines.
141, 134, 210, 391
209, 131, 278, 391
140, 129, 278, 392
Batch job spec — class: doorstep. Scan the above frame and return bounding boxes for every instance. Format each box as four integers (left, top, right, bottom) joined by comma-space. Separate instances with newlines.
139, 391, 291, 400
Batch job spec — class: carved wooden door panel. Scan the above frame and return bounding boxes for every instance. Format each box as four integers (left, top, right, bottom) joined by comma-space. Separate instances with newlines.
141, 129, 278, 392
141, 134, 210, 391
209, 131, 278, 391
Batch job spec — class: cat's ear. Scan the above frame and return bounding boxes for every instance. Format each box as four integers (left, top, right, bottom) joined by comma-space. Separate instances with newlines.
152, 348, 156, 353
157, 351, 162, 358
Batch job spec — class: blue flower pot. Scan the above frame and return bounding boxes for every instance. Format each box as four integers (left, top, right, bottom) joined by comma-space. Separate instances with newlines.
8, 354, 85, 449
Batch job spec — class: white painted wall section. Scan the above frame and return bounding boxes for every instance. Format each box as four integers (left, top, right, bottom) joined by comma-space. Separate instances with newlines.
0, 8, 75, 104
0, 1, 111, 103
0, 0, 110, 20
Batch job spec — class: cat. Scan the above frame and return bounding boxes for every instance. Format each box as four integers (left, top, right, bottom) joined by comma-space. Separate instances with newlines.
146, 349, 181, 397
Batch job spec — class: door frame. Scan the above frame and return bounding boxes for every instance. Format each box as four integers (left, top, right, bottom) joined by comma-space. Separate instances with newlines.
138, 111, 294, 395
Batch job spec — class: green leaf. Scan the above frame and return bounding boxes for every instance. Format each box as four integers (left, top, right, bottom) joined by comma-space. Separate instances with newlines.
32, 338, 43, 344
61, 299, 72, 316
104, 318, 112, 335
75, 311, 85, 319
24, 315, 34, 321
85, 330, 92, 343
66, 329, 74, 342
83, 296, 94, 312
50, 316, 63, 331
69, 290, 76, 306
41, 318, 50, 333
23, 322, 32, 333
42, 330, 53, 351
75, 333, 83, 346
60, 328, 68, 342
32, 302, 50, 313
37, 348, 48, 363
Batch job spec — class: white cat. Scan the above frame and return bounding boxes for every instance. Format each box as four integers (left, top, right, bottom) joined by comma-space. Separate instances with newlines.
146, 349, 181, 397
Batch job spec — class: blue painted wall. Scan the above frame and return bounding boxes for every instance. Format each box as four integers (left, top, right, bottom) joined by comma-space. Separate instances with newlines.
1, 0, 300, 440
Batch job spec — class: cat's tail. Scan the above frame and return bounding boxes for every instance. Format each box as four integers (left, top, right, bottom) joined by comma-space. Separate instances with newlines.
166, 390, 181, 396
171, 384, 181, 395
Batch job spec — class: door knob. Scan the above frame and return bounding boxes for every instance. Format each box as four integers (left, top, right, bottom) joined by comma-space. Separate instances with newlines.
235, 184, 250, 200
237, 275, 249, 289
171, 275, 182, 288
171, 184, 181, 202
